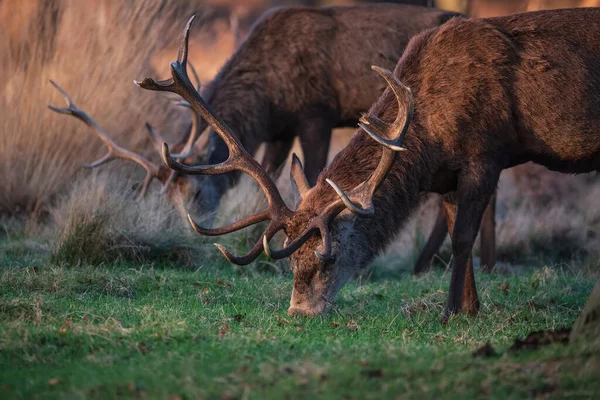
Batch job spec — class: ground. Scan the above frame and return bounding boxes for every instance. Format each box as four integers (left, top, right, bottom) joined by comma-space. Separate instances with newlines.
1, 254, 598, 399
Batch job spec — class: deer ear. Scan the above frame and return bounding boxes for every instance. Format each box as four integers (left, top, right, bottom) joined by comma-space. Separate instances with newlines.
290, 153, 310, 207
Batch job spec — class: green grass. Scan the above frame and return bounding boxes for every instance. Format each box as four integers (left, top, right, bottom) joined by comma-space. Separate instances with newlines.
1, 253, 599, 399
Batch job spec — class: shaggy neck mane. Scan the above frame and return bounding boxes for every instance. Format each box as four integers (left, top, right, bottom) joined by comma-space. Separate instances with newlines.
318, 87, 436, 256
203, 64, 271, 165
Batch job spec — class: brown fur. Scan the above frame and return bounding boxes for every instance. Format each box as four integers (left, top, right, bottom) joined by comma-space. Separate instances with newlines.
286, 8, 600, 318
188, 3, 460, 216
415, 0, 600, 276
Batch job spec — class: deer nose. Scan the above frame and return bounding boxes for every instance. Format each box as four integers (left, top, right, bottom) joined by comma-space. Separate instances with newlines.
287, 304, 327, 317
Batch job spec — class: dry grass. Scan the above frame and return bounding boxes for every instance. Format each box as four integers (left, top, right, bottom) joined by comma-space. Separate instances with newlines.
48, 172, 210, 266
0, 0, 238, 216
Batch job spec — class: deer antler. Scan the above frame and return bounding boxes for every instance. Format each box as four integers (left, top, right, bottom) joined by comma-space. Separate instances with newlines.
48, 81, 167, 200
144, 63, 206, 192
325, 66, 413, 216
168, 100, 210, 160
230, 13, 243, 48
290, 154, 311, 200
165, 15, 243, 161
136, 16, 413, 264
136, 15, 296, 265
168, 62, 210, 160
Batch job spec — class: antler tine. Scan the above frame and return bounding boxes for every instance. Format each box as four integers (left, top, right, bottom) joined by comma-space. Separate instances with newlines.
48, 79, 76, 109
230, 13, 243, 47
187, 211, 270, 236
169, 101, 209, 160
358, 66, 413, 151
137, 16, 293, 265
134, 15, 194, 92
215, 222, 284, 265
262, 200, 346, 261
159, 170, 178, 195
144, 123, 180, 195
263, 227, 319, 260
290, 154, 311, 199
145, 122, 168, 154
48, 80, 163, 201
326, 66, 414, 216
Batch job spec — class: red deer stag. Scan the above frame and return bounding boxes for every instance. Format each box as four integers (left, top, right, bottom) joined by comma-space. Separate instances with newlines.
143, 8, 600, 319
415, 0, 600, 275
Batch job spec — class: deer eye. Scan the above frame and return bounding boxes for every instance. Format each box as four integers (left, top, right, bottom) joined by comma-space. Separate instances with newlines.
315, 252, 336, 266
192, 187, 202, 203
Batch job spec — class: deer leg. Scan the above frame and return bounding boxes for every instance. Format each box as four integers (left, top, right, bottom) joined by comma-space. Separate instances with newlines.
413, 196, 448, 275
298, 119, 334, 186
479, 190, 497, 272
442, 195, 479, 318
442, 171, 500, 321
261, 137, 295, 180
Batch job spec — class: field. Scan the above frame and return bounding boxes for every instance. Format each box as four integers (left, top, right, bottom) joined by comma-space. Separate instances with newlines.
3, 1, 600, 399
1, 241, 599, 399
1, 157, 599, 399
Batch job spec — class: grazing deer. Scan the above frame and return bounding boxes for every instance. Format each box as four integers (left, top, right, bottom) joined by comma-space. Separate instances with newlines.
50, 3, 477, 271
144, 7, 600, 320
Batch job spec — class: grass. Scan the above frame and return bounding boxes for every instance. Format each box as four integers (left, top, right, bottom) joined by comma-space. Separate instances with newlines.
1, 252, 598, 399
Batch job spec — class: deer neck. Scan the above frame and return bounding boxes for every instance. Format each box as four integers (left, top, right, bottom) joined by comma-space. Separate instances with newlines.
193, 74, 272, 212
204, 77, 271, 166
320, 125, 436, 256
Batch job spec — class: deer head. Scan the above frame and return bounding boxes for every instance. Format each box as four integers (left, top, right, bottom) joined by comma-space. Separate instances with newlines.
137, 16, 414, 316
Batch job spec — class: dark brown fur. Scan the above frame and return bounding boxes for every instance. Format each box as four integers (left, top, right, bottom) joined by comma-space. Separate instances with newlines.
191, 4, 461, 214
286, 8, 600, 318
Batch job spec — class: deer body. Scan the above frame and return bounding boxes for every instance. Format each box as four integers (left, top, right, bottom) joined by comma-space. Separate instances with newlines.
195, 4, 461, 212
288, 7, 600, 317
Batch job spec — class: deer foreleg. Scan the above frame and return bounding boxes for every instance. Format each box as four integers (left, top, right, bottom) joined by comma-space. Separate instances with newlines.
479, 190, 497, 271
442, 170, 500, 321
298, 118, 334, 186
261, 137, 295, 180
413, 197, 448, 275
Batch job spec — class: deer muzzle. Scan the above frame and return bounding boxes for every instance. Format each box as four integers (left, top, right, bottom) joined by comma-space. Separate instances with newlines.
287, 287, 330, 317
